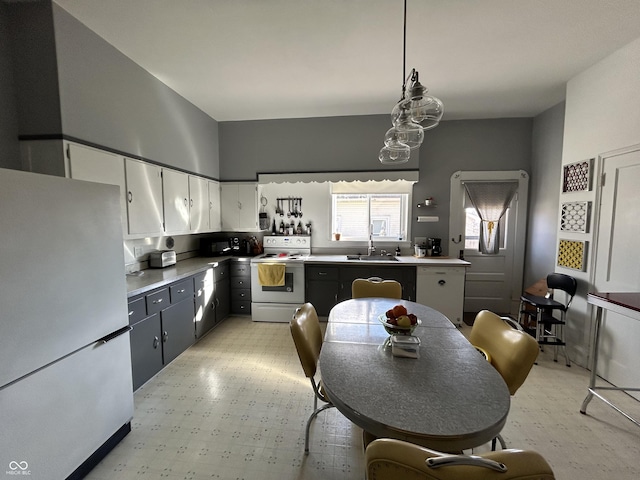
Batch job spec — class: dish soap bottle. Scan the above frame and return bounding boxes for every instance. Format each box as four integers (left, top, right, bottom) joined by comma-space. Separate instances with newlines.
395, 246, 401, 256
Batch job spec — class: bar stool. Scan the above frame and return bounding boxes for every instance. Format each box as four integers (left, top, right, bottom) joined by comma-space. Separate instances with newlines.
518, 273, 577, 366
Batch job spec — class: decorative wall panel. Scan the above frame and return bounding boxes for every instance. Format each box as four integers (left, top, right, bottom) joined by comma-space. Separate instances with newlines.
562, 159, 592, 193
560, 201, 590, 233
557, 239, 587, 271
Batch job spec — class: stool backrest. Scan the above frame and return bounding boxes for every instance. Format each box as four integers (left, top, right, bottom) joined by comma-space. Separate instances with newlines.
546, 273, 577, 308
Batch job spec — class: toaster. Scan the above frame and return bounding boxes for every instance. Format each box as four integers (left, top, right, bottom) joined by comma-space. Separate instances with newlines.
148, 250, 176, 268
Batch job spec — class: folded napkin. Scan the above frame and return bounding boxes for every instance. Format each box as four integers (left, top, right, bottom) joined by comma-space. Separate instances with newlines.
257, 263, 286, 287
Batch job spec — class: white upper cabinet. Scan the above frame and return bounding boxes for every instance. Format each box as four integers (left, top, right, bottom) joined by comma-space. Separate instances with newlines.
125, 158, 164, 237
208, 180, 221, 232
220, 182, 259, 231
162, 169, 190, 234
188, 175, 210, 233
65, 143, 128, 236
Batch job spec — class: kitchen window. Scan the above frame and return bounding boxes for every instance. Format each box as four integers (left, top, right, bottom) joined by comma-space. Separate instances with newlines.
332, 193, 409, 241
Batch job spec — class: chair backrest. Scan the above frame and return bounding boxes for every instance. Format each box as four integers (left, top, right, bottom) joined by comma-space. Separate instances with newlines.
546, 273, 577, 308
365, 438, 555, 480
290, 303, 323, 379
352, 277, 402, 299
469, 310, 539, 395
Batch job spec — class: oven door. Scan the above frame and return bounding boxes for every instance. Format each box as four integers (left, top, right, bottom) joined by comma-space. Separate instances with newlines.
251, 262, 305, 304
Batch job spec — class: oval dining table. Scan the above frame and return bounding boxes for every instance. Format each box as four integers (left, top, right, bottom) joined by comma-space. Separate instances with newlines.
318, 298, 510, 453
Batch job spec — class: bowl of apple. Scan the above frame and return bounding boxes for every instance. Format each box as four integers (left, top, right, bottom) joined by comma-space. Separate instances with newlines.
378, 304, 421, 335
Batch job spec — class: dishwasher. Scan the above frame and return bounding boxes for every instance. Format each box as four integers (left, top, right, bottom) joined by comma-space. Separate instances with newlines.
416, 266, 465, 326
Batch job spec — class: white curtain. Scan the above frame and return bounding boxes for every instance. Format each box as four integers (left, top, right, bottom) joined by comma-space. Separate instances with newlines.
464, 181, 518, 254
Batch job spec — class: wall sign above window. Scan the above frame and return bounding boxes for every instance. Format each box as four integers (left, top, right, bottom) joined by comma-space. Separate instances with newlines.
562, 159, 593, 193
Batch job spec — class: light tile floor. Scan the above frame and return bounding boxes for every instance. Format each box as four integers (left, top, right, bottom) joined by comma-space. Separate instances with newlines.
86, 316, 640, 480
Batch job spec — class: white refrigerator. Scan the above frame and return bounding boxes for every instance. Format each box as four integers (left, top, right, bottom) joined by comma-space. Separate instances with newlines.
0, 168, 134, 479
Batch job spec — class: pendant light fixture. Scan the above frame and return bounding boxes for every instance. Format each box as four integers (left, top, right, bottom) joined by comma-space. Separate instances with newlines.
379, 0, 443, 164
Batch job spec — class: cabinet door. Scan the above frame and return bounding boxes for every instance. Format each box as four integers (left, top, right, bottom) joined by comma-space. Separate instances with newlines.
189, 175, 210, 233
67, 143, 128, 236
194, 269, 216, 338
215, 278, 231, 323
237, 183, 258, 231
220, 183, 258, 231
220, 183, 238, 230
208, 180, 221, 231
129, 313, 163, 391
162, 169, 190, 234
125, 158, 164, 236
161, 297, 196, 364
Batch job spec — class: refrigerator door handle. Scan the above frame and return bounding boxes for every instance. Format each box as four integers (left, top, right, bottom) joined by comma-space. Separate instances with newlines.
97, 326, 133, 344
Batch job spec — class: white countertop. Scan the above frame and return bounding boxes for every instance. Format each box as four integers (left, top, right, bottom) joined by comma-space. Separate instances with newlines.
126, 254, 470, 298
305, 254, 470, 266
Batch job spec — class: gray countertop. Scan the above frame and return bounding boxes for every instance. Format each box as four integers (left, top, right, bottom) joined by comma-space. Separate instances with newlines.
125, 256, 252, 297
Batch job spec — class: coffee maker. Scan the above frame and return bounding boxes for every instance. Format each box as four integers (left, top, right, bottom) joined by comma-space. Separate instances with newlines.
228, 236, 241, 255
428, 238, 442, 256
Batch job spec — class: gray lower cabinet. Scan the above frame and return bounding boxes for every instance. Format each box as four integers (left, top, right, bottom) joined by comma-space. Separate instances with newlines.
194, 262, 231, 338
194, 269, 216, 338
305, 265, 340, 316
338, 265, 416, 302
305, 264, 417, 315
230, 260, 251, 314
129, 312, 163, 391
128, 279, 197, 391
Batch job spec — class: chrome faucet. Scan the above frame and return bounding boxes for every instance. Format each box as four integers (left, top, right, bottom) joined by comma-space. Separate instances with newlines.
368, 226, 376, 256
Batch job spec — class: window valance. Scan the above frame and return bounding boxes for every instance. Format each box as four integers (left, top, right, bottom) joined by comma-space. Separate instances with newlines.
258, 170, 419, 185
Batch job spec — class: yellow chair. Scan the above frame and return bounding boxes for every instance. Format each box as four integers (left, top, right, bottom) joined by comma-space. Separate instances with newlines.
290, 302, 334, 454
352, 277, 402, 299
365, 438, 555, 480
469, 310, 539, 449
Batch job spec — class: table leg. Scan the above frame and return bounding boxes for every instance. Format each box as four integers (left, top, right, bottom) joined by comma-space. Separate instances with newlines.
580, 306, 602, 414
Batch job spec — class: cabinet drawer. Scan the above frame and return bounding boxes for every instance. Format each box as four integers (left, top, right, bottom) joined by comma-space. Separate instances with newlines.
127, 296, 146, 325
230, 276, 250, 289
231, 300, 252, 314
306, 265, 339, 281
214, 263, 230, 282
231, 288, 251, 302
170, 279, 194, 303
146, 288, 170, 315
231, 262, 251, 277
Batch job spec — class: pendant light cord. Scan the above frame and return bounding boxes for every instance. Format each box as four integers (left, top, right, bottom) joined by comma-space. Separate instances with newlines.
402, 0, 407, 98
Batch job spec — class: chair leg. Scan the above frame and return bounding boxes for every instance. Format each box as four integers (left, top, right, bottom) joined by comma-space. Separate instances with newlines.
304, 402, 335, 454
491, 433, 507, 451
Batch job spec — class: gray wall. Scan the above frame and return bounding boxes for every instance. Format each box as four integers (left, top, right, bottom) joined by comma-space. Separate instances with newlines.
219, 115, 415, 180
2, 2, 221, 179
221, 116, 533, 251
413, 118, 533, 245
524, 102, 565, 287
0, 3, 20, 170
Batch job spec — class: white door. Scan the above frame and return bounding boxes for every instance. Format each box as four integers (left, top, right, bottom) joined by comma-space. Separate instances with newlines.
593, 148, 640, 399
449, 171, 529, 315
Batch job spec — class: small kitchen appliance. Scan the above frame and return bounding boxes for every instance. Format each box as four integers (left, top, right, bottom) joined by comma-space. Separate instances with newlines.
229, 236, 241, 255
429, 238, 442, 256
149, 250, 177, 268
200, 238, 231, 257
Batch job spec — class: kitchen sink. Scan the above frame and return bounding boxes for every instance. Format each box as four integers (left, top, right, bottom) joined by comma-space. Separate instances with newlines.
346, 255, 399, 261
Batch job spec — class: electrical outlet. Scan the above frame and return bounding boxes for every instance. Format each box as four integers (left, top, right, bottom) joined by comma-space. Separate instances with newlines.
134, 246, 143, 258
415, 236, 427, 246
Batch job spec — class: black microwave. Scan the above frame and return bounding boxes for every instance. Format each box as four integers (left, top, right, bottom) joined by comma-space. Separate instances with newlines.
200, 239, 231, 257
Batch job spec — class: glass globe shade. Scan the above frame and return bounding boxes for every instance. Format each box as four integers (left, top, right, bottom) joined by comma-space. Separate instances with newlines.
379, 142, 410, 164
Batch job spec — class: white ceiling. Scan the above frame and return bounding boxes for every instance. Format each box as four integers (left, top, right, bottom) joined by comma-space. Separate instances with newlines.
54, 0, 640, 122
